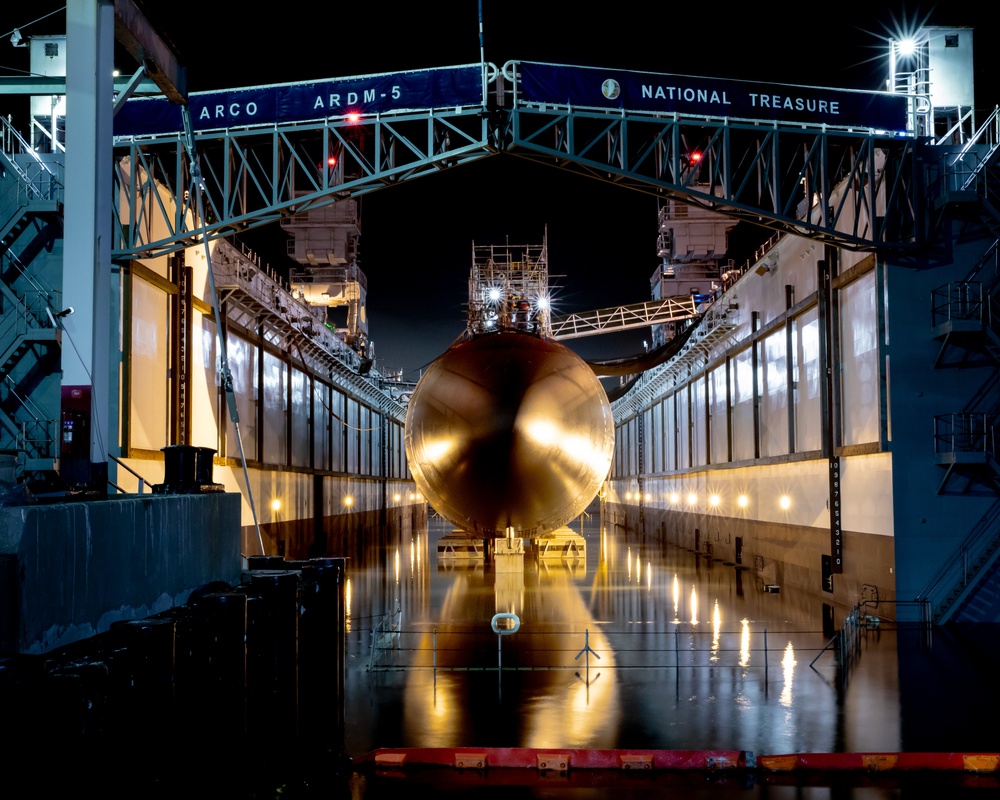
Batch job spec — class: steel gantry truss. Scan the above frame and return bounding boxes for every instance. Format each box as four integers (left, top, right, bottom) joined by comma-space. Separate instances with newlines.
501, 63, 922, 252
111, 60, 930, 263
113, 106, 501, 260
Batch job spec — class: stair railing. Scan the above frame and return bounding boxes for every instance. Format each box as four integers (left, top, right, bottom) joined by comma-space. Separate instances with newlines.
914, 498, 1000, 622
0, 116, 63, 202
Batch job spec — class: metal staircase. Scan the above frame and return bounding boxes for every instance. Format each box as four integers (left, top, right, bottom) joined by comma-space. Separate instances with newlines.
0, 118, 64, 482
925, 112, 1000, 621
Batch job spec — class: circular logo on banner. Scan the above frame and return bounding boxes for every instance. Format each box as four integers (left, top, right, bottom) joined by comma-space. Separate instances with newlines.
601, 79, 620, 100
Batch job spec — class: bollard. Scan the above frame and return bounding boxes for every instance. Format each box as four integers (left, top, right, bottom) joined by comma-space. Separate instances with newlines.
157, 444, 198, 493
188, 591, 249, 735
247, 555, 286, 570
244, 570, 299, 741
109, 617, 178, 743
298, 557, 347, 748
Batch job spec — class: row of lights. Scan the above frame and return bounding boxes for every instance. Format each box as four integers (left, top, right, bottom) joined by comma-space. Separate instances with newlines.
272, 496, 355, 511
271, 492, 423, 513
270, 492, 424, 513
623, 491, 793, 510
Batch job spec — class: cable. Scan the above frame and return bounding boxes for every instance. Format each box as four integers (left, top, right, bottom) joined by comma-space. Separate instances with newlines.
0, 6, 66, 41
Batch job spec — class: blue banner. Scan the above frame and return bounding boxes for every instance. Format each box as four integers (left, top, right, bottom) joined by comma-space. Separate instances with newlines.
518, 62, 908, 132
114, 65, 485, 137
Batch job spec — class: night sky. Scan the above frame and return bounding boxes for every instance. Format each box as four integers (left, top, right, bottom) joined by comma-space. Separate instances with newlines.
3, 2, 995, 378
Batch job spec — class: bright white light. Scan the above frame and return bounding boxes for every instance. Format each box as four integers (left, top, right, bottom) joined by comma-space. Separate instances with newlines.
686, 492, 697, 506
897, 38, 917, 56
737, 495, 749, 508
523, 419, 558, 446
421, 437, 455, 462
708, 493, 721, 507
536, 296, 550, 310
669, 492, 680, 505
779, 495, 791, 511
488, 287, 502, 302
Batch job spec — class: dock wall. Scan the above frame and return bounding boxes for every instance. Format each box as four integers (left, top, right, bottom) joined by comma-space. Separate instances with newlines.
0, 493, 241, 655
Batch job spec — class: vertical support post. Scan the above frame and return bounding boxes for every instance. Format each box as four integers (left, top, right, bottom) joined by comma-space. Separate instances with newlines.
763, 628, 768, 684
63, 0, 115, 490
751, 311, 761, 459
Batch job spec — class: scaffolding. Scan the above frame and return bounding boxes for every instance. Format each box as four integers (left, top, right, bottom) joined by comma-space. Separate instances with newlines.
467, 232, 552, 337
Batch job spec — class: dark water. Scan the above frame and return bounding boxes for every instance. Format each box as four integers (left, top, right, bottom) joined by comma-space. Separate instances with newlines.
10, 510, 997, 798
334, 510, 1000, 797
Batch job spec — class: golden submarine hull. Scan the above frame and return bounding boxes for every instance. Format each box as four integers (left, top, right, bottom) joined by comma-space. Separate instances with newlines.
404, 332, 615, 535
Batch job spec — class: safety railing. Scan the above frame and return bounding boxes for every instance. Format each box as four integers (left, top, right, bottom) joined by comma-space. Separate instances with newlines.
364, 620, 889, 694
0, 377, 57, 474
933, 412, 996, 458
108, 453, 153, 494
931, 281, 990, 328
0, 115, 63, 203
914, 499, 1000, 623
368, 604, 402, 671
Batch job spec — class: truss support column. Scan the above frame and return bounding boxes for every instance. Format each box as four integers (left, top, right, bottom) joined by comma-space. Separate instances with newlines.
819, 251, 843, 574
62, 0, 115, 490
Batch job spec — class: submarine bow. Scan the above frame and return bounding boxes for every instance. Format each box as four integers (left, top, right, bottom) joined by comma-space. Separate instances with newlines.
404, 332, 615, 535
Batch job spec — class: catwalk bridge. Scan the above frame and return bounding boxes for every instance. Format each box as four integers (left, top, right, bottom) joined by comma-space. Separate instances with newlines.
109, 59, 996, 262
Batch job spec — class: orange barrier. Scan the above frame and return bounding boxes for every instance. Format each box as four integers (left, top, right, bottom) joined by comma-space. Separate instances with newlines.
356, 748, 1000, 773
759, 752, 1000, 772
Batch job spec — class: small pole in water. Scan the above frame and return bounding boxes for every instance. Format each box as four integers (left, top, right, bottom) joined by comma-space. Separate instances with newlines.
764, 628, 769, 690
574, 628, 601, 685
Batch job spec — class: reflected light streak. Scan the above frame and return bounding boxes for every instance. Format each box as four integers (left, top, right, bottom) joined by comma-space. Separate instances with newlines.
420, 437, 456, 463
394, 548, 400, 585
345, 577, 352, 630
739, 618, 750, 666
426, 672, 459, 738
672, 574, 680, 620
690, 586, 698, 625
711, 600, 721, 662
646, 562, 651, 592
780, 641, 797, 707
627, 547, 633, 581
523, 421, 611, 474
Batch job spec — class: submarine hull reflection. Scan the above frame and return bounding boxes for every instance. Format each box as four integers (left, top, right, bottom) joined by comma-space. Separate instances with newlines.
404, 332, 614, 535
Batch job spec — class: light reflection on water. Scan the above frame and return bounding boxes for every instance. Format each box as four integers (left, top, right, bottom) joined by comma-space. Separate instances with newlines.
341, 510, 999, 766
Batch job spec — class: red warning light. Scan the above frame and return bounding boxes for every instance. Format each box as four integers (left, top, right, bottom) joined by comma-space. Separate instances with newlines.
689, 151, 703, 163
327, 156, 337, 167
346, 112, 361, 124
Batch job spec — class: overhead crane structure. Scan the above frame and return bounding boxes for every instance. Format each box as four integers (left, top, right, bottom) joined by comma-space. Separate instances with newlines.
110, 57, 984, 265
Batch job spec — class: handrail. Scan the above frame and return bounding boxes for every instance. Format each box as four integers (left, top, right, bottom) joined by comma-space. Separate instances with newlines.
108, 452, 152, 493
914, 499, 1000, 615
